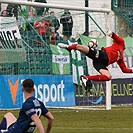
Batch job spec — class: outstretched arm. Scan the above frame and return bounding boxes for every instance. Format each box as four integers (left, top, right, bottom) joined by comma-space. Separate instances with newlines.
117, 59, 133, 73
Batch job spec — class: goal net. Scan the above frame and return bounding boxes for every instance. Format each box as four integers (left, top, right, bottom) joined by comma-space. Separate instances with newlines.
0, 0, 111, 111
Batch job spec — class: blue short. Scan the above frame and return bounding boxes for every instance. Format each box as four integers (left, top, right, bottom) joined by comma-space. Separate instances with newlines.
0, 118, 14, 133
0, 118, 7, 131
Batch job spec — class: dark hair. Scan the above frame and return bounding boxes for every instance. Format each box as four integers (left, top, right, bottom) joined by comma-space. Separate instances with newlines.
1, 10, 7, 16
22, 79, 34, 93
50, 11, 54, 14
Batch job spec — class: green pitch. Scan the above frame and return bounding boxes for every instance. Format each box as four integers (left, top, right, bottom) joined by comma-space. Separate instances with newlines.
0, 106, 133, 133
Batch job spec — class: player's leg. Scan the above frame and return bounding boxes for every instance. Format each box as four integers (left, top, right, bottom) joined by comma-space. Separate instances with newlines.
83, 61, 112, 82
4, 112, 16, 129
74, 45, 90, 55
0, 117, 7, 131
99, 69, 112, 80
0, 112, 17, 130
85, 69, 112, 81
80, 69, 111, 92
80, 75, 92, 92
83, 49, 111, 81
80, 50, 111, 92
58, 43, 90, 55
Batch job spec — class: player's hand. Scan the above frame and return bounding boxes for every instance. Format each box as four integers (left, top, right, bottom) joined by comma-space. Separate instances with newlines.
106, 30, 113, 38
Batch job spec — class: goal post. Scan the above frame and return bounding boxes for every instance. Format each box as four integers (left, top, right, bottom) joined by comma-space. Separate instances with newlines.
105, 13, 112, 110
0, 0, 112, 110
0, 0, 111, 13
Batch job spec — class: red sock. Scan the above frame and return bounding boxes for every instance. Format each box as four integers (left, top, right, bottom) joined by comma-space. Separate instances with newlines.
67, 44, 78, 51
86, 75, 110, 81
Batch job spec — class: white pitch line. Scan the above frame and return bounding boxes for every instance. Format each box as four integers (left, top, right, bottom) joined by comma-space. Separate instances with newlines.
53, 127, 133, 130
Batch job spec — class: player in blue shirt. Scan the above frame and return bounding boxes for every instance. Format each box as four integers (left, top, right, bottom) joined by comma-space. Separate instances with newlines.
0, 79, 54, 133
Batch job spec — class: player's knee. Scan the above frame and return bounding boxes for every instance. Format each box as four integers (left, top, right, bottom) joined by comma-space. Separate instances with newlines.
4, 112, 12, 118
75, 44, 81, 50
107, 75, 112, 80
76, 45, 89, 54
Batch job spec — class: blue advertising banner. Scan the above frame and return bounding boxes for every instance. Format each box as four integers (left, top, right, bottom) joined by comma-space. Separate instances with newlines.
0, 75, 75, 109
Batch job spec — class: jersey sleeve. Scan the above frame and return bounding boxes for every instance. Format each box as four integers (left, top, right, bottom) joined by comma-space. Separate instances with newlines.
23, 102, 36, 117
117, 58, 131, 73
112, 33, 124, 44
41, 103, 48, 115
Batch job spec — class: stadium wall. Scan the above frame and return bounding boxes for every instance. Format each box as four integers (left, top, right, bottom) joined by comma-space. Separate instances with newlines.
0, 75, 132, 109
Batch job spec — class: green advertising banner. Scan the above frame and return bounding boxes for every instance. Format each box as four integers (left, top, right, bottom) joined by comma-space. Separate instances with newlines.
50, 44, 70, 75
71, 49, 84, 85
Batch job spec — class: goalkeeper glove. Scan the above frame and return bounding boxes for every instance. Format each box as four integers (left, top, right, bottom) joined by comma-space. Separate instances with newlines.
106, 30, 113, 38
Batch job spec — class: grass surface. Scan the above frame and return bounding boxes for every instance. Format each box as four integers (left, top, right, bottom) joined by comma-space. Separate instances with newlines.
0, 106, 133, 133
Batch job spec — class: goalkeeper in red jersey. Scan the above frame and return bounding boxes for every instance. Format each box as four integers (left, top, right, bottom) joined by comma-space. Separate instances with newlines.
58, 30, 133, 91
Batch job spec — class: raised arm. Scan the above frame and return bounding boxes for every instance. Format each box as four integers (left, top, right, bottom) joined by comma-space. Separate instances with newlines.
107, 30, 124, 44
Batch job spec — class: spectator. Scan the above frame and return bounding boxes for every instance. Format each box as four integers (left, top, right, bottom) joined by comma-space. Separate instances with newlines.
21, 0, 36, 18
43, 11, 49, 18
6, 4, 21, 20
60, 9, 73, 41
34, 18, 51, 44
1, 10, 8, 17
34, 0, 49, 16
21, 0, 36, 30
50, 27, 57, 45
49, 11, 60, 32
